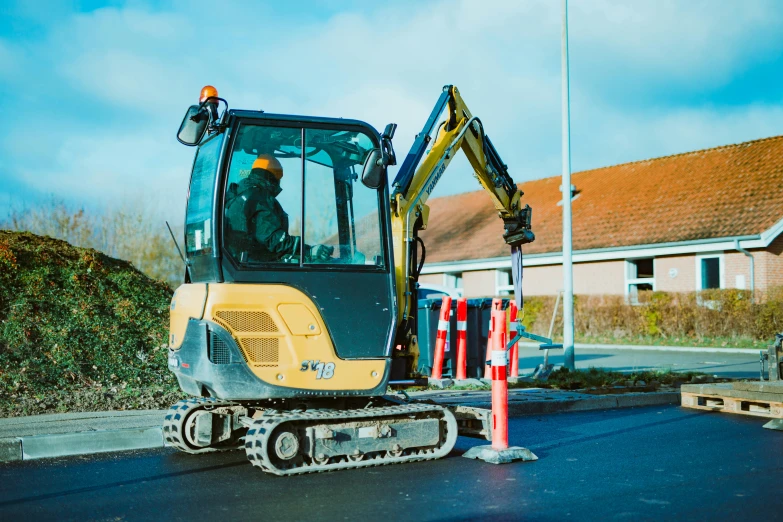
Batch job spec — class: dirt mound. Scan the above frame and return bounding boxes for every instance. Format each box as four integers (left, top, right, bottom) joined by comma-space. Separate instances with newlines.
0, 231, 178, 416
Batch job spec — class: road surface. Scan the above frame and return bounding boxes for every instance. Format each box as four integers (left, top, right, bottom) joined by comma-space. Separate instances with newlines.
518, 345, 760, 379
1, 405, 778, 521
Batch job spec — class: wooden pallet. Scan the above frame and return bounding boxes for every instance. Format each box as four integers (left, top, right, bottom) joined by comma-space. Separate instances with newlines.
682, 391, 783, 419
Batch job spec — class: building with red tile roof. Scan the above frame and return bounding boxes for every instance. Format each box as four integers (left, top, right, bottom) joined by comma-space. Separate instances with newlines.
418, 135, 783, 298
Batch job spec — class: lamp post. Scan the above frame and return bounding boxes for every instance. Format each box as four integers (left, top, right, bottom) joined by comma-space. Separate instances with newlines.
561, 0, 575, 370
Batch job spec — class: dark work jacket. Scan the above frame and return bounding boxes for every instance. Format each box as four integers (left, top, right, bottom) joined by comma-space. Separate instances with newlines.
225, 170, 302, 262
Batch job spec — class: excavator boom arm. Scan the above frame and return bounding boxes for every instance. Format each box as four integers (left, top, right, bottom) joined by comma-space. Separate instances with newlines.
390, 85, 534, 356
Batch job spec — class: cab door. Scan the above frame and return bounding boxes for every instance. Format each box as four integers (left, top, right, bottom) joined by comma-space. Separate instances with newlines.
219, 118, 397, 360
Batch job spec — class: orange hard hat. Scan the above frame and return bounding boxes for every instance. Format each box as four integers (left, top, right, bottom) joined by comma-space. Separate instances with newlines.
199, 85, 218, 103
252, 154, 284, 180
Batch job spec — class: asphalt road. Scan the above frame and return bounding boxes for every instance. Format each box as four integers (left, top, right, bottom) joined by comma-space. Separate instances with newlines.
517, 346, 760, 379
1, 405, 779, 521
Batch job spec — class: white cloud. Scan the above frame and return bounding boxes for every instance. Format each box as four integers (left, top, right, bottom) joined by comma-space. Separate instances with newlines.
2, 0, 783, 213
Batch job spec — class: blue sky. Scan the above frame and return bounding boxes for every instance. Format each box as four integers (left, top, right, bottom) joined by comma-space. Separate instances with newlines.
1, 0, 782, 223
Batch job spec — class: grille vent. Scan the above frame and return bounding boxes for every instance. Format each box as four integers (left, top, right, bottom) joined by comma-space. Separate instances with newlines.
215, 311, 278, 332
208, 332, 231, 365
240, 337, 279, 366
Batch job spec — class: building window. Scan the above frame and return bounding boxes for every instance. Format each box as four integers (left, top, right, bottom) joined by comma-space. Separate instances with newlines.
443, 272, 463, 292
495, 269, 514, 296
626, 258, 655, 304
695, 254, 724, 290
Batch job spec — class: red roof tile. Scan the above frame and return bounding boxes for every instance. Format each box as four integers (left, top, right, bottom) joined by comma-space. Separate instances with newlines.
421, 135, 783, 263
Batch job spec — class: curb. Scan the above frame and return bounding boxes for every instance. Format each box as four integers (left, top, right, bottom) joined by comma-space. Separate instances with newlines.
438, 391, 680, 416
0, 427, 164, 463
0, 392, 680, 463
519, 342, 759, 354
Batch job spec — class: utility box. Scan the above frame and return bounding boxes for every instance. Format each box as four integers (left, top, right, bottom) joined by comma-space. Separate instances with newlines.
417, 298, 457, 378
417, 298, 509, 379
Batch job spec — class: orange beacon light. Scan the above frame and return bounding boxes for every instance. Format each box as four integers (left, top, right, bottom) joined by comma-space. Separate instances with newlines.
199, 85, 218, 103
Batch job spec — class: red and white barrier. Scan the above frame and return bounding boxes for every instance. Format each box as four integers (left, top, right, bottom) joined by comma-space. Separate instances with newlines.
431, 295, 452, 380
461, 297, 538, 463
455, 297, 468, 380
489, 307, 509, 449
508, 301, 519, 378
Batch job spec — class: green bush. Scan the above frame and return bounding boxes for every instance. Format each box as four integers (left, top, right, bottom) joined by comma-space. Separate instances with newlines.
520, 288, 783, 348
0, 231, 175, 406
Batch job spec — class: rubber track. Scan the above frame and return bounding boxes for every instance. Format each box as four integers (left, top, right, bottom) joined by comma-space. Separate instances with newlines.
163, 397, 245, 454
244, 403, 458, 476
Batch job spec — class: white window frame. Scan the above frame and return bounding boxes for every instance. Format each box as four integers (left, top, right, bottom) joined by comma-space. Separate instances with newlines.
442, 272, 463, 294
695, 252, 725, 290
625, 258, 656, 304
495, 269, 514, 296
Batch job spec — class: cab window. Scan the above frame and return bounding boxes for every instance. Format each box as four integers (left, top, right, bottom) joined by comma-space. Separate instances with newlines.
303, 128, 383, 267
223, 125, 303, 264
185, 134, 223, 257
222, 123, 384, 268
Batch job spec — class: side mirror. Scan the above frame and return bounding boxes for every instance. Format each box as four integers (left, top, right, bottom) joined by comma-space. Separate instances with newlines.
177, 105, 209, 146
361, 148, 385, 189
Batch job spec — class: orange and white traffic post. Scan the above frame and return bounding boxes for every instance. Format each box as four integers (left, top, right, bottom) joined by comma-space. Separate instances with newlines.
489, 307, 509, 449
455, 297, 468, 380
430, 295, 452, 380
484, 298, 502, 379
463, 300, 538, 465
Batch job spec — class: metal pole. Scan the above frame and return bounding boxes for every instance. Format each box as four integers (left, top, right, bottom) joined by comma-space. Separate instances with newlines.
544, 290, 563, 369
561, 0, 575, 370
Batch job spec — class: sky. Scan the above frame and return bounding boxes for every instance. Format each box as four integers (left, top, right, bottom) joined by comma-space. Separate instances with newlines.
1, 0, 782, 223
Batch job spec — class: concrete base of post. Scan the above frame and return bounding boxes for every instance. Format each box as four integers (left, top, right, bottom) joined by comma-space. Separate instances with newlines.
454, 378, 488, 388
462, 445, 538, 464
428, 378, 454, 389
763, 419, 783, 431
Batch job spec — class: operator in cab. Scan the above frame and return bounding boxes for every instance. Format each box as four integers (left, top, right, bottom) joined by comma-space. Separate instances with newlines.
225, 154, 334, 263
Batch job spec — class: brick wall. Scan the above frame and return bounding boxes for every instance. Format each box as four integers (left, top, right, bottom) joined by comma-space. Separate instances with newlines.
768, 234, 783, 287
418, 274, 442, 286
757, 233, 783, 290
724, 250, 752, 290
462, 270, 496, 297
573, 260, 626, 295
522, 264, 562, 296
423, 233, 783, 297
655, 255, 696, 291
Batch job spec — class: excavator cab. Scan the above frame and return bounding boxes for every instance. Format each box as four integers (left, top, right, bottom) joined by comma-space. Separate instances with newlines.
169, 88, 401, 405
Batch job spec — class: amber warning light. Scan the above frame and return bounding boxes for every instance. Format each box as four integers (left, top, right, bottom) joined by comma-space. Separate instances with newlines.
199, 85, 218, 103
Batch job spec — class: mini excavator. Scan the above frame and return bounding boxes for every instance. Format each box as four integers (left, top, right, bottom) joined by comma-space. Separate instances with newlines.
165, 85, 535, 475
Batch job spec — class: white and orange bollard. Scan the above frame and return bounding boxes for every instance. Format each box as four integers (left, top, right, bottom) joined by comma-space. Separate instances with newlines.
430, 295, 452, 382
483, 298, 502, 380
463, 303, 538, 465
508, 301, 520, 379
455, 297, 468, 380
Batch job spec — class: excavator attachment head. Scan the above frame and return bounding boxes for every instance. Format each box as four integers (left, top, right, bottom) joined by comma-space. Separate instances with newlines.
502, 204, 535, 246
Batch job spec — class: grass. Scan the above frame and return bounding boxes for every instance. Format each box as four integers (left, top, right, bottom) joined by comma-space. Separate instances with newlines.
418, 367, 712, 393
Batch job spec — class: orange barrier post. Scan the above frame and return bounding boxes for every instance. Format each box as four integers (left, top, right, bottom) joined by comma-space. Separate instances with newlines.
508, 301, 519, 378
455, 298, 468, 380
484, 298, 503, 379
431, 295, 452, 380
490, 308, 509, 449
462, 300, 537, 465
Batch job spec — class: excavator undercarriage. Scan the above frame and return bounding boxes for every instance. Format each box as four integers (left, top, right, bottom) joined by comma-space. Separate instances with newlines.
163, 396, 474, 475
